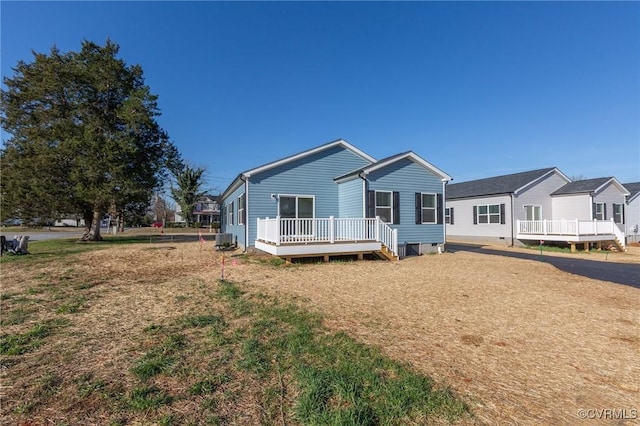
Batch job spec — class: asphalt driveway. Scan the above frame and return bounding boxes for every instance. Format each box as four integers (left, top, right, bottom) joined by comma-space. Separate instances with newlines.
447, 243, 640, 289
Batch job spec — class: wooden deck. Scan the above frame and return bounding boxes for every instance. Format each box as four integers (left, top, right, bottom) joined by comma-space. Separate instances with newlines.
255, 216, 399, 261
516, 219, 626, 251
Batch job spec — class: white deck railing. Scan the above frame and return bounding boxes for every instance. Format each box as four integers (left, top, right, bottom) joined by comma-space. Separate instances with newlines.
256, 216, 398, 257
517, 219, 625, 243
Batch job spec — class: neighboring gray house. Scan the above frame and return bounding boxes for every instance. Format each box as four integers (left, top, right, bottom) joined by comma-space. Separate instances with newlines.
446, 170, 628, 250
445, 167, 570, 246
550, 177, 629, 230
219, 139, 452, 261
623, 182, 640, 243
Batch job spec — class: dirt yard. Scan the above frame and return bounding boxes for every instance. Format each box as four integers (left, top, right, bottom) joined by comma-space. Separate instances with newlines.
216, 245, 639, 424
2, 240, 638, 424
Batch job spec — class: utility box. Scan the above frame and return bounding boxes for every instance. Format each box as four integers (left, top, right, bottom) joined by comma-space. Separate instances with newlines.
215, 233, 234, 248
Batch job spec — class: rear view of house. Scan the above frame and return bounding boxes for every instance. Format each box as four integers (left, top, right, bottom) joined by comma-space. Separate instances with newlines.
219, 139, 451, 261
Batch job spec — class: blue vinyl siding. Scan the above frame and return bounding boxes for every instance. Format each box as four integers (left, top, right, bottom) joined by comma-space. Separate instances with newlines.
338, 179, 364, 217
245, 145, 370, 247
367, 158, 444, 244
221, 184, 246, 248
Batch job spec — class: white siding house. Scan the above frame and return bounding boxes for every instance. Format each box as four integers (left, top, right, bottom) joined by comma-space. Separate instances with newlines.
446, 168, 570, 245
623, 182, 640, 243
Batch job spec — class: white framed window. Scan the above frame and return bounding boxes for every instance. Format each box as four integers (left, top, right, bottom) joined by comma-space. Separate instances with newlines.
594, 203, 605, 220
228, 201, 234, 226
613, 203, 624, 224
445, 207, 453, 224
375, 191, 392, 223
420, 193, 437, 224
524, 205, 541, 221
476, 204, 501, 224
238, 194, 245, 225
279, 195, 314, 236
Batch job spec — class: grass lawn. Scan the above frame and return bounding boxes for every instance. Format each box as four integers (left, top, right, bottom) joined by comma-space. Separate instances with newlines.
0, 237, 469, 425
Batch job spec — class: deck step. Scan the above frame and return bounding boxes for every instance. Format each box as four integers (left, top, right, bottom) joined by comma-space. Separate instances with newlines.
376, 245, 398, 261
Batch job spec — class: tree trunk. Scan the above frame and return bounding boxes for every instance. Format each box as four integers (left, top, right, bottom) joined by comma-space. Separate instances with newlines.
81, 209, 103, 241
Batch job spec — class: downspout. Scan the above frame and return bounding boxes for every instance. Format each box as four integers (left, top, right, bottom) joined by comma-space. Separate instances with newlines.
442, 180, 448, 246
360, 172, 368, 217
240, 175, 248, 253
510, 193, 515, 247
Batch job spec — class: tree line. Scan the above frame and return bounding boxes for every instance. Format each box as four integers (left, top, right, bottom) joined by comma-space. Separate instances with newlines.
1, 40, 208, 239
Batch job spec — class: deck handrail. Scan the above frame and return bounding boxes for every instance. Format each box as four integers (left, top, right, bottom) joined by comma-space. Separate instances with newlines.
256, 216, 398, 257
517, 219, 625, 248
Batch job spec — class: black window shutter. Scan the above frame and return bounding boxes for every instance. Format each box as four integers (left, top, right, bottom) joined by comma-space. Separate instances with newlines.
437, 194, 443, 225
603, 204, 607, 220
366, 190, 375, 218
622, 204, 625, 223
473, 206, 477, 225
500, 203, 506, 225
221, 205, 225, 227
393, 192, 400, 224
450, 207, 454, 225
415, 193, 421, 224
593, 203, 597, 219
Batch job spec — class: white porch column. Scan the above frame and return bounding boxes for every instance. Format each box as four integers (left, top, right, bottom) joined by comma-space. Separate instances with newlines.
375, 216, 380, 241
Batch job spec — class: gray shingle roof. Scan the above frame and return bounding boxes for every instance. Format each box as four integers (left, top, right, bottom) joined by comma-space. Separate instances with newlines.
551, 177, 613, 195
334, 152, 412, 181
446, 168, 557, 200
624, 182, 640, 200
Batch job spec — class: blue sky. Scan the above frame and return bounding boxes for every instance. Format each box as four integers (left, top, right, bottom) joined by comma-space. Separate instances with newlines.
2, 1, 639, 193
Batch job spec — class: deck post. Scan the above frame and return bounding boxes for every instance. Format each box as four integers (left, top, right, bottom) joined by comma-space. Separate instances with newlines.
543, 219, 547, 235
594, 219, 598, 235
575, 219, 579, 236
275, 216, 281, 246
329, 216, 335, 244
392, 229, 398, 255
375, 216, 380, 242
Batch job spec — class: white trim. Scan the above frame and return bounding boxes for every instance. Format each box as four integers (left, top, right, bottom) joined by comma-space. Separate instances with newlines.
523, 204, 542, 221
375, 190, 393, 224
612, 203, 624, 224
419, 192, 438, 224
237, 193, 246, 225
243, 139, 375, 177
277, 194, 316, 219
513, 168, 570, 195
362, 179, 367, 218
593, 178, 630, 197
362, 152, 452, 182
255, 240, 382, 256
244, 177, 249, 250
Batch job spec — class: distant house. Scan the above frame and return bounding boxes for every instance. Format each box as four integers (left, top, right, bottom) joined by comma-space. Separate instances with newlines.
446, 169, 628, 251
219, 139, 451, 261
549, 177, 629, 227
623, 182, 640, 243
445, 167, 571, 246
175, 195, 221, 226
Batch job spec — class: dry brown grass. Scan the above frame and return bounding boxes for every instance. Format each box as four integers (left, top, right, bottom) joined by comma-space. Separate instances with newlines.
1, 238, 638, 425
213, 246, 640, 424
